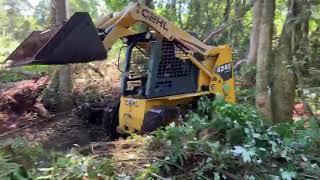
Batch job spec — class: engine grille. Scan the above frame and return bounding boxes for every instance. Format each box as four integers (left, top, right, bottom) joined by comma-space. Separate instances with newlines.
157, 40, 193, 79
145, 39, 198, 98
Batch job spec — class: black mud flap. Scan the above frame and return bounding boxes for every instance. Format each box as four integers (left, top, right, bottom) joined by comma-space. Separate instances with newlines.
141, 107, 179, 133
6, 12, 106, 67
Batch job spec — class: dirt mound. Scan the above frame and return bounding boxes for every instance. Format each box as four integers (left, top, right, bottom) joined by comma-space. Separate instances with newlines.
0, 77, 48, 113
0, 77, 49, 133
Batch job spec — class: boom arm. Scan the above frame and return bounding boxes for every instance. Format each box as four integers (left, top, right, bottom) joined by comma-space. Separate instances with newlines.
95, 3, 213, 56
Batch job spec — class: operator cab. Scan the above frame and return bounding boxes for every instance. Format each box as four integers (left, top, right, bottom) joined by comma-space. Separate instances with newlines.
120, 32, 199, 99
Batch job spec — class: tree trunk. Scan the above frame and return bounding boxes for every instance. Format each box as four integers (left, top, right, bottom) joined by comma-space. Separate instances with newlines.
57, 65, 73, 112
54, 0, 66, 24
247, 0, 262, 65
271, 0, 310, 122
255, 0, 275, 119
52, 0, 73, 112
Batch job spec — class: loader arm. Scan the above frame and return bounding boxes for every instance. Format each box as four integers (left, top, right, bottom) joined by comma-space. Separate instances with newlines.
95, 3, 213, 55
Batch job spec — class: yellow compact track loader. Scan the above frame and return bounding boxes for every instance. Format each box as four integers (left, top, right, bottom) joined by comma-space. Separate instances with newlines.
6, 3, 235, 136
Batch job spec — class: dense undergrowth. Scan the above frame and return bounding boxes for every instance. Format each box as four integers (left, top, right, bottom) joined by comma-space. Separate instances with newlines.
0, 139, 115, 179
147, 97, 320, 179
1, 97, 320, 179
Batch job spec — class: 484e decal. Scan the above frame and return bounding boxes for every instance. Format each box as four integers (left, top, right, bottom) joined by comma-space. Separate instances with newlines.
215, 63, 233, 80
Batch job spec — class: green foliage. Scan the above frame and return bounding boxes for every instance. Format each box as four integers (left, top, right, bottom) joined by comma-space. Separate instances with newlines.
274, 0, 287, 36
33, 0, 51, 27
148, 97, 320, 179
0, 154, 29, 180
2, 99, 319, 179
0, 37, 18, 61
0, 65, 50, 82
9, 138, 44, 162
69, 0, 107, 20
31, 151, 114, 179
235, 86, 255, 105
104, 0, 130, 12
0, 139, 43, 179
0, 139, 114, 179
0, 0, 42, 41
0, 0, 51, 82
135, 165, 161, 180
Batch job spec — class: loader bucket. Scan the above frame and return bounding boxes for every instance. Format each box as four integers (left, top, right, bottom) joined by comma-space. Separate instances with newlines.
6, 12, 106, 67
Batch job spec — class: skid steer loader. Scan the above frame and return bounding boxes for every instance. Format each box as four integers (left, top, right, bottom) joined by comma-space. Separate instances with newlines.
6, 3, 235, 136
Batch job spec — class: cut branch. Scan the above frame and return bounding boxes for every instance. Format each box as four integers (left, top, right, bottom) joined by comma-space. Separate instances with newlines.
203, 18, 242, 44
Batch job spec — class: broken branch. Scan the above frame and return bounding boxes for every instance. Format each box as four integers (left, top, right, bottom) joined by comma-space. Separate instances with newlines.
122, 162, 168, 180
87, 63, 105, 78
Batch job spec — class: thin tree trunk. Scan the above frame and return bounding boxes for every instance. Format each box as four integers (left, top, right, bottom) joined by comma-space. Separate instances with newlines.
247, 0, 263, 65
255, 0, 275, 119
178, 0, 182, 26
185, 0, 200, 31
223, 0, 231, 23
170, 0, 176, 13
144, 0, 153, 8
139, 0, 153, 32
232, 0, 243, 46
221, 0, 232, 41
271, 0, 310, 122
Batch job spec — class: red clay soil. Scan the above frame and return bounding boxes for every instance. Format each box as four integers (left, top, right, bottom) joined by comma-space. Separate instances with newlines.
0, 77, 48, 133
